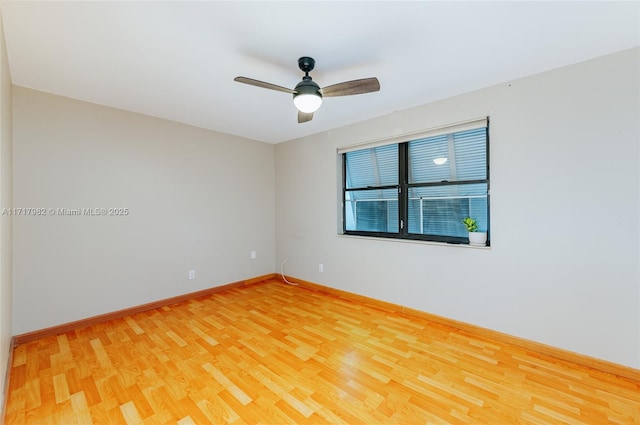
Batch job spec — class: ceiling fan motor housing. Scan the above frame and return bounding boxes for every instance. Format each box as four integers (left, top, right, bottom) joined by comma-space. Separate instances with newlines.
294, 77, 321, 97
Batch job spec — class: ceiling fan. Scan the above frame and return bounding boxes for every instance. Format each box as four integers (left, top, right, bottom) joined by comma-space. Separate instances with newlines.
234, 57, 380, 123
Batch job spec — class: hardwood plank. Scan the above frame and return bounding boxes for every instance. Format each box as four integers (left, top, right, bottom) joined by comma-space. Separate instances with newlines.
4, 279, 640, 424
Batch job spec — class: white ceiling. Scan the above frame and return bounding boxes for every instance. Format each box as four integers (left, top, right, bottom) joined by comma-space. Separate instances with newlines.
2, 1, 638, 144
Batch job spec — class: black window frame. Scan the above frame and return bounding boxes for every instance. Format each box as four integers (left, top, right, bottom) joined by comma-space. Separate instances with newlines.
341, 122, 490, 246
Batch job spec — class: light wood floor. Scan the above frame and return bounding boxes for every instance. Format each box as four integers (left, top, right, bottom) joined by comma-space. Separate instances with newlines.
4, 280, 640, 424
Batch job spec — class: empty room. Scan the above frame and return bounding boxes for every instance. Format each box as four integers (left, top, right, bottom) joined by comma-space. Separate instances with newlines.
0, 1, 639, 424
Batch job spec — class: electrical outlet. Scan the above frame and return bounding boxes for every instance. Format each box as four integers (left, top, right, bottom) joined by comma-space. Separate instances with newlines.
188, 270, 196, 280
250, 251, 257, 260
319, 264, 324, 273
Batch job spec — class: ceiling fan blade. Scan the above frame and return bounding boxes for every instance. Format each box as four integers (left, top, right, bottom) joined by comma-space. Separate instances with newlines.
234, 77, 296, 94
298, 111, 314, 123
321, 77, 380, 97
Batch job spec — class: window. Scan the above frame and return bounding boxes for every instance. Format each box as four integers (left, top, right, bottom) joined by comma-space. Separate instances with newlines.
341, 118, 489, 245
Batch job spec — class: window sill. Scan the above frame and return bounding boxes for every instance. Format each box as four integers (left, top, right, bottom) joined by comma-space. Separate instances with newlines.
336, 233, 491, 249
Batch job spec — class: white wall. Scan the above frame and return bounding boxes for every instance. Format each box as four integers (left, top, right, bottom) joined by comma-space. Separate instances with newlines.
275, 48, 640, 368
12, 88, 275, 334
0, 11, 13, 393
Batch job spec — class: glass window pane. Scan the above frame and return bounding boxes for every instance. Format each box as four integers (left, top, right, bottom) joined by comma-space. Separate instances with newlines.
408, 135, 450, 183
407, 184, 487, 237
345, 145, 398, 189
409, 128, 486, 184
454, 128, 487, 180
345, 188, 398, 232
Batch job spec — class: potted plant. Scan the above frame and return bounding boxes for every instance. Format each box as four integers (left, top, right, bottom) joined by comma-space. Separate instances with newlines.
462, 217, 487, 246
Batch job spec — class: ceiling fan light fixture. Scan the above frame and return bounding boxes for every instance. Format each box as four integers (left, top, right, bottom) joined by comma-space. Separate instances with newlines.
293, 93, 322, 113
